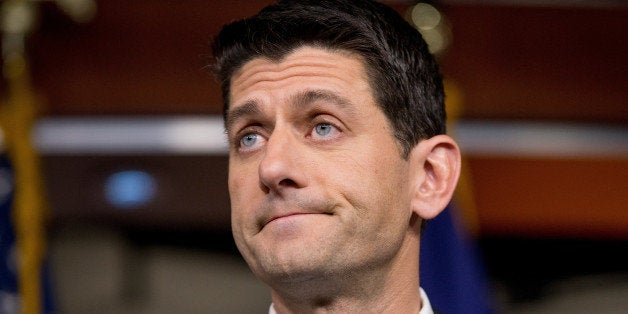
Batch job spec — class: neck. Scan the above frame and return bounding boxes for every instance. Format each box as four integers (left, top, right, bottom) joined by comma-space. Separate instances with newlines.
270, 231, 422, 314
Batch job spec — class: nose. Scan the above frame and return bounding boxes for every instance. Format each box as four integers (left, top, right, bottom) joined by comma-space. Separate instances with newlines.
258, 128, 306, 194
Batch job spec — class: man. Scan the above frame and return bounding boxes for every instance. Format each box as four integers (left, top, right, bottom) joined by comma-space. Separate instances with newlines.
212, 0, 461, 312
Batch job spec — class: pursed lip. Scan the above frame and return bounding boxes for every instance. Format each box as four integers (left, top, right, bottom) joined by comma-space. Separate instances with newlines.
260, 209, 333, 230
256, 198, 337, 230
266, 212, 318, 225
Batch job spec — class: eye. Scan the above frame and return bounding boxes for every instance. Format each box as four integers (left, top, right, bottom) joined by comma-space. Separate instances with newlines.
238, 132, 265, 150
314, 123, 333, 137
310, 122, 341, 141
241, 133, 258, 147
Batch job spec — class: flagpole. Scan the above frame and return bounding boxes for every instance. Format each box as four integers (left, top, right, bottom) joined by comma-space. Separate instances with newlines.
0, 1, 48, 313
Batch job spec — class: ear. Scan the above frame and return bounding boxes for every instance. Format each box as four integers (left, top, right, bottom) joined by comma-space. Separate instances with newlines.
409, 135, 461, 220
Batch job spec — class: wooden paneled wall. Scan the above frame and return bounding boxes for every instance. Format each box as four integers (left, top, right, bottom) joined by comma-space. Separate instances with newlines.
441, 3, 627, 123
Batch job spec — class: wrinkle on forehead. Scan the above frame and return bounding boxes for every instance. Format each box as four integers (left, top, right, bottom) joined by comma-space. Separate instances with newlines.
229, 47, 370, 105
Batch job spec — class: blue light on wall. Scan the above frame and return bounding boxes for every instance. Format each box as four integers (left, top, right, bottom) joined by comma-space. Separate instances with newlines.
104, 170, 157, 210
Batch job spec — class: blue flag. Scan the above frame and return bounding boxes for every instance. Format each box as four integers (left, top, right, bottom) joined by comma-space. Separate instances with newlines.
420, 204, 493, 314
0, 152, 19, 313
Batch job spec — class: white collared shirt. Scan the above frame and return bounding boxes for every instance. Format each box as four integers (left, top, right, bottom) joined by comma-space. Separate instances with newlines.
419, 287, 435, 314
269, 287, 434, 314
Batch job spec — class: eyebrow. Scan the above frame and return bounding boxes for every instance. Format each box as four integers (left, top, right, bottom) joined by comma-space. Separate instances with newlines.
290, 89, 356, 114
225, 89, 357, 134
225, 100, 262, 134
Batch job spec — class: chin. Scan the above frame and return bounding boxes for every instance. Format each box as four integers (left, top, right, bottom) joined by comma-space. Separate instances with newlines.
253, 250, 334, 285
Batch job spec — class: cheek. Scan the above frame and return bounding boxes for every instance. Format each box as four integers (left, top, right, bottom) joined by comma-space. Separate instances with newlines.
228, 158, 258, 195
344, 152, 411, 221
228, 168, 259, 257
228, 163, 257, 224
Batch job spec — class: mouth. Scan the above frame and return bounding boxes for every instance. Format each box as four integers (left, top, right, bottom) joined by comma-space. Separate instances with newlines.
268, 212, 317, 223
256, 198, 337, 231
262, 212, 333, 230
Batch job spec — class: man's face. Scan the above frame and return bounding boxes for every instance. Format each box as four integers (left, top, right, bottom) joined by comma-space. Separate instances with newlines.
226, 47, 417, 285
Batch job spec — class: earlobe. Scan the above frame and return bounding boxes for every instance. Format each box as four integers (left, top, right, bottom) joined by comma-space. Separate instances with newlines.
409, 135, 461, 220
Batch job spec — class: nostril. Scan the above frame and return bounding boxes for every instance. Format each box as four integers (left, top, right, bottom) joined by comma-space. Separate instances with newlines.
260, 178, 298, 195
278, 178, 297, 187
260, 181, 270, 194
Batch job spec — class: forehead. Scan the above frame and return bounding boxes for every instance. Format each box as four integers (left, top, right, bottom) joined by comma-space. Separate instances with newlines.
229, 47, 372, 105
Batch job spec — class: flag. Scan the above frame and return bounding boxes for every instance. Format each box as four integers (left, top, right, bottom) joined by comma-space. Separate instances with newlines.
0, 38, 54, 314
0, 151, 19, 314
420, 204, 493, 314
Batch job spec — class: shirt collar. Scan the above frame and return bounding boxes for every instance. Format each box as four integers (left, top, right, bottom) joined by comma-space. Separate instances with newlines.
268, 287, 434, 314
419, 287, 434, 314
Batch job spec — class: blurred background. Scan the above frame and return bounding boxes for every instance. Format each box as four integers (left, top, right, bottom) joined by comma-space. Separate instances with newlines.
0, 0, 626, 313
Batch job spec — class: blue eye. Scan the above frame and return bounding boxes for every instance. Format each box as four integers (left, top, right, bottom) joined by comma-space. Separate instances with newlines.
314, 123, 333, 136
240, 133, 259, 147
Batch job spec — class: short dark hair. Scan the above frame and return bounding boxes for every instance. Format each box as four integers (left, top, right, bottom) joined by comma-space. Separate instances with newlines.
212, 0, 446, 157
